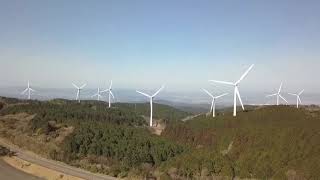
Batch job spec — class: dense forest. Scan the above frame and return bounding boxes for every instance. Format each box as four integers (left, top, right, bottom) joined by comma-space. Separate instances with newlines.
0, 97, 189, 177
0, 96, 319, 179
161, 106, 320, 179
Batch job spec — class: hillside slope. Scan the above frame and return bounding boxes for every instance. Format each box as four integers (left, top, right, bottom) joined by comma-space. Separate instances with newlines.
1, 96, 319, 179
161, 106, 320, 179
0, 97, 189, 178
113, 102, 192, 122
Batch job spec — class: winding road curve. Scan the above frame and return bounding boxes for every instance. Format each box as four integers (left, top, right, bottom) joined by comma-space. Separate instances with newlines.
0, 159, 40, 180
0, 139, 117, 180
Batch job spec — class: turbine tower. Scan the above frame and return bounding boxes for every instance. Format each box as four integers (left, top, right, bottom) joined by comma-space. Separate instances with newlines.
101, 80, 114, 108
72, 83, 87, 103
136, 85, 164, 127
21, 81, 35, 100
92, 87, 102, 101
266, 83, 288, 105
209, 64, 254, 117
288, 89, 304, 108
202, 89, 228, 117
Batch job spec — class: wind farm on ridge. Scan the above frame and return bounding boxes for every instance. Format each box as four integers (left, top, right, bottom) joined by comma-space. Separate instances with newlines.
0, 0, 319, 179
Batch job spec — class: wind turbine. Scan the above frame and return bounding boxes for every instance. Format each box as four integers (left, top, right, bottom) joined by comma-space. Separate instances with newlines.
136, 85, 164, 127
72, 83, 87, 103
92, 87, 102, 101
202, 89, 228, 117
101, 80, 114, 108
288, 89, 304, 108
209, 64, 254, 117
21, 81, 35, 100
266, 83, 288, 105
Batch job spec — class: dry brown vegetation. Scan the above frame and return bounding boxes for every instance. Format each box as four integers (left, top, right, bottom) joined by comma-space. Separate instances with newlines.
0, 112, 74, 159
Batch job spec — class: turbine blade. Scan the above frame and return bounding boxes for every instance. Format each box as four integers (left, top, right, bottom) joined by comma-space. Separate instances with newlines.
136, 90, 151, 98
279, 94, 288, 103
266, 93, 277, 97
100, 89, 109, 93
235, 87, 244, 110
278, 82, 283, 93
109, 80, 113, 89
288, 93, 297, 96
110, 91, 115, 99
80, 83, 87, 89
236, 64, 254, 84
21, 88, 28, 95
152, 85, 164, 97
72, 83, 79, 89
299, 89, 304, 95
298, 96, 302, 104
29, 88, 35, 92
209, 80, 234, 85
202, 88, 214, 98
215, 93, 228, 99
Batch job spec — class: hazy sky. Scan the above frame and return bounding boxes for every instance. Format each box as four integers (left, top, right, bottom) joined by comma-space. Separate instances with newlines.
0, 0, 319, 94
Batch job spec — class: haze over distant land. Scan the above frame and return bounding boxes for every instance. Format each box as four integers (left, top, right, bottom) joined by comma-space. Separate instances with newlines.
0, 0, 319, 102
0, 86, 319, 106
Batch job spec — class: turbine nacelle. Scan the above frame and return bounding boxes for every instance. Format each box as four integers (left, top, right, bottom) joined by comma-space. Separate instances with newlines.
72, 83, 87, 103
136, 85, 164, 127
288, 89, 304, 108
21, 81, 35, 100
202, 88, 228, 117
92, 87, 102, 101
209, 64, 254, 117
101, 80, 115, 108
266, 82, 288, 105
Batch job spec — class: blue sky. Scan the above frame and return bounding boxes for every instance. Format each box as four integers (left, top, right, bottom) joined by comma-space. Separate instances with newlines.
0, 0, 319, 94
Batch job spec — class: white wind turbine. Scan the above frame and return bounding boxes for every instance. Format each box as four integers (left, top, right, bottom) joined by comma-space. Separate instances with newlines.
92, 87, 102, 101
101, 80, 114, 108
266, 83, 288, 105
136, 85, 164, 127
288, 89, 304, 108
21, 81, 35, 100
72, 83, 87, 103
209, 64, 254, 117
202, 89, 228, 117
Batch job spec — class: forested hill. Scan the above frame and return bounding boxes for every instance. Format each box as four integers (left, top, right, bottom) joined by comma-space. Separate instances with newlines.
113, 102, 192, 122
1, 96, 319, 179
0, 96, 190, 178
161, 105, 320, 179
0, 97, 191, 128
0, 98, 146, 131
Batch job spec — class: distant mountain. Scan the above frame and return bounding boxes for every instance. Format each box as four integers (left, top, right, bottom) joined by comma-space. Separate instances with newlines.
1, 86, 320, 106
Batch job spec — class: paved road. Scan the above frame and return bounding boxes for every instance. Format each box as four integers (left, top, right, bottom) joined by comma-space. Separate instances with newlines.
0, 140, 117, 180
0, 159, 41, 180
181, 114, 202, 122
